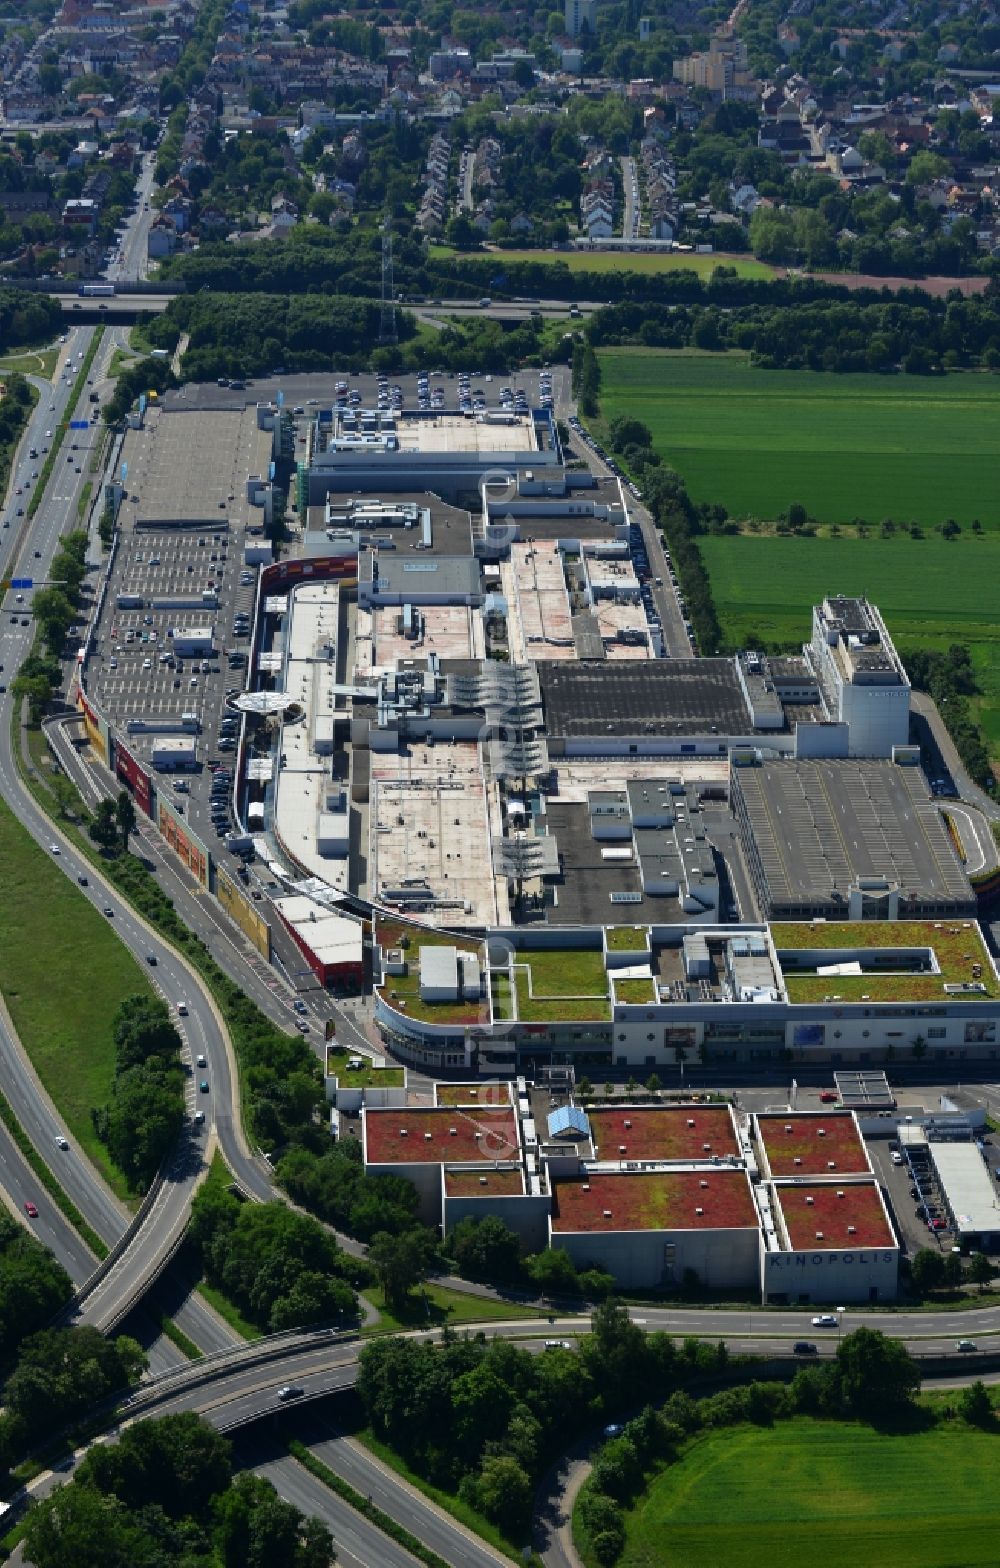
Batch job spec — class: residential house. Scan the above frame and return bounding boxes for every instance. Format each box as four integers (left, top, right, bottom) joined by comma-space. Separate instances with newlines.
147, 214, 178, 258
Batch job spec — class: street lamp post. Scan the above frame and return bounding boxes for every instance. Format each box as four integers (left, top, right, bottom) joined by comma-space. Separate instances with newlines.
837, 1307, 846, 1347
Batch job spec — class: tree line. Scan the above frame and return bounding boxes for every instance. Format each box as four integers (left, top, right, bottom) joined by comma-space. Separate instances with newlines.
355, 1304, 926, 1549
20, 1410, 333, 1568
0, 290, 61, 352
13, 527, 92, 723
188, 1179, 360, 1334
905, 644, 993, 791
160, 292, 392, 382
0, 1212, 72, 1363
599, 414, 722, 654
356, 1299, 705, 1541
577, 1324, 927, 1566
0, 373, 36, 525
0, 1325, 144, 1484
90, 994, 185, 1192
588, 288, 1000, 374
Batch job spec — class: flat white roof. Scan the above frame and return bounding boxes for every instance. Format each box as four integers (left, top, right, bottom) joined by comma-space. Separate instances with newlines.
274, 895, 363, 963
932, 1143, 1000, 1235
395, 412, 537, 455
272, 581, 350, 890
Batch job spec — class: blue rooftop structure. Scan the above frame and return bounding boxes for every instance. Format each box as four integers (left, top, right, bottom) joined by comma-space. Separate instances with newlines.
547, 1105, 591, 1139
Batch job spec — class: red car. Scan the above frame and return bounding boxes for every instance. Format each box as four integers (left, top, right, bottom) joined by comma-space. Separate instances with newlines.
819, 1091, 838, 1103
24, 1201, 38, 1218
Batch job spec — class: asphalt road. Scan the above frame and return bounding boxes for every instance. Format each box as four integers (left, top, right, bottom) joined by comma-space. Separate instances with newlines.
108, 153, 157, 285
307, 1421, 514, 1568
0, 315, 266, 1346
15, 1308, 1000, 1568
621, 155, 639, 240
553, 369, 691, 657
252, 1453, 425, 1568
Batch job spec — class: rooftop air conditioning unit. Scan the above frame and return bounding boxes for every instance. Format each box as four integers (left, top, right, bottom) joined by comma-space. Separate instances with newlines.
695, 1206, 704, 1215
805, 1196, 814, 1205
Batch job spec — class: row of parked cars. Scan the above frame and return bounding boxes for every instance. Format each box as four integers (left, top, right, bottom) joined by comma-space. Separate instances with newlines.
566, 415, 643, 502
903, 1141, 950, 1233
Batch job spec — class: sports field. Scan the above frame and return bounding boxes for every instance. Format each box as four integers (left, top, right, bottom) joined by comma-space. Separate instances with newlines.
609, 1418, 1000, 1568
598, 350, 1000, 527
429, 245, 772, 280
698, 531, 1000, 753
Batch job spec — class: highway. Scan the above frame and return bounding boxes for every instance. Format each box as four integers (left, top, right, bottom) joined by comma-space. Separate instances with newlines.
0, 314, 269, 1352
13, 1307, 1000, 1568
251, 1453, 425, 1568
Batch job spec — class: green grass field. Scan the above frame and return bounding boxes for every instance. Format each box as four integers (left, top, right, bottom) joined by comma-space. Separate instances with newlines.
0, 795, 152, 1197
0, 348, 58, 379
698, 531, 1000, 755
429, 245, 772, 280
608, 1418, 1000, 1568
598, 350, 1000, 528
361, 1283, 542, 1335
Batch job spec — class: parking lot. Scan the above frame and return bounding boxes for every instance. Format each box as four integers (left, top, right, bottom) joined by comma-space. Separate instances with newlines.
162, 367, 563, 420
867, 1135, 954, 1256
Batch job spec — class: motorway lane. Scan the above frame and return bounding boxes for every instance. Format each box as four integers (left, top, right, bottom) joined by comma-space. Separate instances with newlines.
0, 331, 258, 1348
16, 1314, 1000, 1568
46, 709, 373, 1082
308, 1425, 514, 1568
252, 1454, 425, 1568
0, 1114, 95, 1284
0, 995, 127, 1246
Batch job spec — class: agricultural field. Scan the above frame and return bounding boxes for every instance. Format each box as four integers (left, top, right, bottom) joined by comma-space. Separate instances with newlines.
429, 245, 773, 280
598, 350, 1000, 528
697, 531, 1000, 759
604, 1418, 1000, 1568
